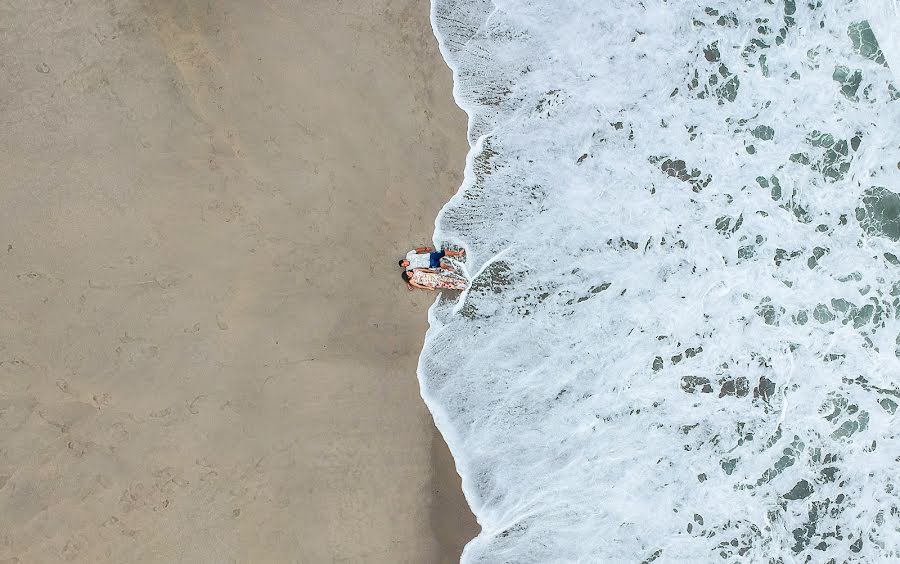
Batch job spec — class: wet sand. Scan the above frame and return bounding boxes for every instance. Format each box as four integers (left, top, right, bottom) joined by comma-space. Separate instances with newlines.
0, 0, 477, 562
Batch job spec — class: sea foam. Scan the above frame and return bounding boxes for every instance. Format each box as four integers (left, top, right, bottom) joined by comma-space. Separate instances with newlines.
423, 1, 900, 561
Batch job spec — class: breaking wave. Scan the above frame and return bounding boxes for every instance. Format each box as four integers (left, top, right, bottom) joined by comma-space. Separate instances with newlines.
423, 0, 900, 561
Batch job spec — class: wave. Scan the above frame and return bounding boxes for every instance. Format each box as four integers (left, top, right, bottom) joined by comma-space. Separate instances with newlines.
424, 0, 900, 561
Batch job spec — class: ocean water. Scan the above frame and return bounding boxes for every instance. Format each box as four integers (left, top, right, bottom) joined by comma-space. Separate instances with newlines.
422, 1, 900, 562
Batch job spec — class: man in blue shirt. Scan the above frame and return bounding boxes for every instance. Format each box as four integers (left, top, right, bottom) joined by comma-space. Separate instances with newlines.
398, 246, 465, 271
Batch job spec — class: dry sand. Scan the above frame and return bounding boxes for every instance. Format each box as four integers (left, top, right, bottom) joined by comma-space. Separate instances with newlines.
0, 1, 477, 562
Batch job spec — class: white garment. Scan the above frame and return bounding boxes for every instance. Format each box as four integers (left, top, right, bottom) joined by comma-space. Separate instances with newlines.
405, 250, 432, 270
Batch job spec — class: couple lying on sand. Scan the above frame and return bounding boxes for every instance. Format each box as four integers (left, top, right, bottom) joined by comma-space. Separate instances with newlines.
399, 246, 468, 291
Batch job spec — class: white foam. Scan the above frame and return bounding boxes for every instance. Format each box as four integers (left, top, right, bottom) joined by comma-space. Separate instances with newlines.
865, 0, 900, 78
425, 1, 900, 561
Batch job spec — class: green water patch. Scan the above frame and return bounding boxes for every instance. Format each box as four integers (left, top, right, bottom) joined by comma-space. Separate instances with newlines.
751, 125, 774, 141
862, 82, 896, 104
754, 436, 804, 487
685, 40, 740, 104
738, 234, 765, 262
844, 375, 900, 405
780, 1, 797, 45
756, 298, 785, 325
774, 248, 802, 266
718, 377, 750, 398
716, 69, 740, 103
686, 66, 740, 104
717, 13, 738, 27
606, 236, 640, 251
535, 89, 562, 117
788, 130, 857, 183
703, 41, 719, 62
756, 175, 779, 199
741, 16, 772, 73
469, 138, 499, 194
709, 523, 760, 559
754, 442, 859, 555
649, 156, 712, 192
657, 345, 704, 373
513, 274, 616, 316
806, 246, 828, 269
734, 9, 796, 76
783, 479, 813, 500
790, 498, 834, 554
681, 375, 713, 394
778, 185, 812, 223
714, 213, 743, 237
833, 65, 863, 100
821, 395, 870, 441
460, 260, 518, 319
765, 174, 812, 223
810, 296, 883, 330
753, 375, 776, 404
510, 281, 559, 317
563, 281, 611, 306
702, 7, 739, 28
721, 457, 738, 475
813, 303, 835, 323
848, 21, 888, 67
639, 548, 663, 564
857, 186, 900, 241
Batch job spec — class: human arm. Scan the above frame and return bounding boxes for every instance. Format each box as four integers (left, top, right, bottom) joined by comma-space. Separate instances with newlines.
414, 246, 434, 253
409, 279, 434, 290
407, 270, 435, 290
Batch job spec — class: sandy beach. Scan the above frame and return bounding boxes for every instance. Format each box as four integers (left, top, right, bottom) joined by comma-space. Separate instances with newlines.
0, 0, 476, 562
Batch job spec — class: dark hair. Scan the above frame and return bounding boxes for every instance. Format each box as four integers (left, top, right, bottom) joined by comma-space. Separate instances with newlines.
398, 259, 406, 267
401, 271, 410, 282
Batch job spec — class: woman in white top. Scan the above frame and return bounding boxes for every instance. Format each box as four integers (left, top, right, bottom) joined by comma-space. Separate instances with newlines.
401, 268, 468, 291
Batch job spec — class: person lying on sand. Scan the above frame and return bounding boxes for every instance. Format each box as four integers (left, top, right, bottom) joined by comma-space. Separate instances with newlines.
398, 246, 465, 272
402, 268, 468, 291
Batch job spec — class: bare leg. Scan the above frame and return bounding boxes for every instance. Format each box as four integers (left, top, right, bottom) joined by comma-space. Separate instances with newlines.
444, 248, 465, 257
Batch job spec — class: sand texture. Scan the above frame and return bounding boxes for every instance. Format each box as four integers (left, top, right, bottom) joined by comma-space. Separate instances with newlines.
0, 0, 476, 562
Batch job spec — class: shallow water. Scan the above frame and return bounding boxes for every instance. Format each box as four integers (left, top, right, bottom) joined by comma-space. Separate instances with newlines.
423, 1, 900, 561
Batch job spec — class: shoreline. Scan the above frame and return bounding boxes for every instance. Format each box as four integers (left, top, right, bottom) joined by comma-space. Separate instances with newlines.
0, 0, 476, 561
431, 428, 480, 561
